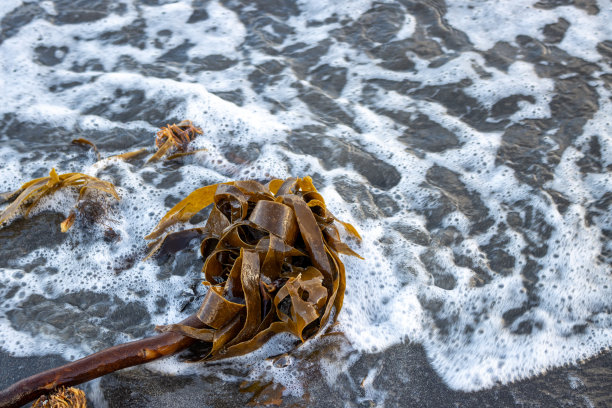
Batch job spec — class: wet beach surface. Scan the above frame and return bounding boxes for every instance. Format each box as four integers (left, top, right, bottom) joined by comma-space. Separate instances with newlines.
1, 0, 611, 406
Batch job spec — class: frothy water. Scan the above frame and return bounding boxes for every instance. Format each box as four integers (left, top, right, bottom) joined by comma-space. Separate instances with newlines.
0, 0, 611, 401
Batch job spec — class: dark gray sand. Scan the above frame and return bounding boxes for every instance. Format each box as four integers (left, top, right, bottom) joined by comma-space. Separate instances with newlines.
2, 342, 611, 407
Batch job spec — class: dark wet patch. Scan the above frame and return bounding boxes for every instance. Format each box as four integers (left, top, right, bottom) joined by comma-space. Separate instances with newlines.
84, 88, 182, 124
50, 0, 123, 25
156, 171, 183, 190
334, 178, 385, 220
0, 3, 45, 45
393, 223, 431, 246
99, 18, 147, 49
577, 135, 604, 175
515, 36, 600, 79
289, 126, 401, 190
425, 165, 491, 233
34, 45, 69, 66
370, 39, 416, 71
100, 365, 252, 408
366, 78, 421, 95
482, 41, 518, 72
284, 40, 332, 78
212, 89, 245, 106
542, 17, 570, 44
480, 228, 516, 276
0, 352, 68, 394
308, 64, 348, 98
410, 79, 505, 132
596, 40, 612, 63
355, 2, 406, 44
157, 40, 195, 64
248, 60, 287, 94
491, 94, 536, 119
187, 55, 238, 73
0, 213, 68, 268
495, 41, 600, 188
223, 142, 261, 165
70, 58, 106, 73
250, 0, 300, 19
114, 55, 180, 79
534, 0, 600, 15
187, 0, 209, 23
295, 84, 356, 129
7, 291, 151, 350
400, 0, 471, 51
226, 4, 295, 55
397, 113, 460, 152
420, 249, 458, 291
497, 119, 555, 186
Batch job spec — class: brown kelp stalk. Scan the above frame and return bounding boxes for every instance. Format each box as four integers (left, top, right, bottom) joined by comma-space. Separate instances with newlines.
0, 316, 204, 408
0, 176, 360, 408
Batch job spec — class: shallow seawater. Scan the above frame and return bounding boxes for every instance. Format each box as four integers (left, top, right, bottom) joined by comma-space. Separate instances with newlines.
0, 0, 611, 406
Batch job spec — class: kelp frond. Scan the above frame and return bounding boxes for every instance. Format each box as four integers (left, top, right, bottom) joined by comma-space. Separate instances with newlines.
148, 120, 204, 162
151, 176, 361, 360
0, 168, 119, 232
31, 387, 87, 408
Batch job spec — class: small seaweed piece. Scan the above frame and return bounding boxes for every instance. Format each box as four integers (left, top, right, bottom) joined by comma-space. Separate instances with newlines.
108, 147, 149, 161
31, 387, 87, 408
72, 138, 101, 161
147, 120, 204, 162
0, 168, 119, 232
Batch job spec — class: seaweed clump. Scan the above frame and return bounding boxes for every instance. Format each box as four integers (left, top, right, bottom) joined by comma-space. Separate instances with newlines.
0, 168, 119, 232
0, 176, 360, 407
31, 387, 86, 408
147, 120, 203, 162
149, 176, 361, 359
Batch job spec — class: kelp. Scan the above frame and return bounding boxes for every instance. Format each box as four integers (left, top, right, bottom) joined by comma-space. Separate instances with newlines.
68, 120, 204, 166
147, 120, 205, 162
72, 138, 101, 161
31, 387, 86, 408
0, 168, 119, 232
151, 176, 361, 360
0, 176, 361, 408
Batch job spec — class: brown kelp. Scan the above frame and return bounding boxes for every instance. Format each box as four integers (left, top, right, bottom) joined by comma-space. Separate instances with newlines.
0, 168, 119, 232
0, 176, 360, 408
31, 387, 87, 408
150, 176, 362, 359
147, 120, 204, 162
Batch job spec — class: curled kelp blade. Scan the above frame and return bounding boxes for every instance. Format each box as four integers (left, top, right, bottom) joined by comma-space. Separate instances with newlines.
0, 168, 119, 232
153, 176, 361, 360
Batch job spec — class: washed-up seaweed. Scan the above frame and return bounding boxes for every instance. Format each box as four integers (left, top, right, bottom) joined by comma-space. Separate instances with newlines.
68, 120, 202, 165
147, 120, 205, 162
0, 177, 360, 408
0, 168, 119, 232
150, 176, 362, 360
31, 387, 86, 408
